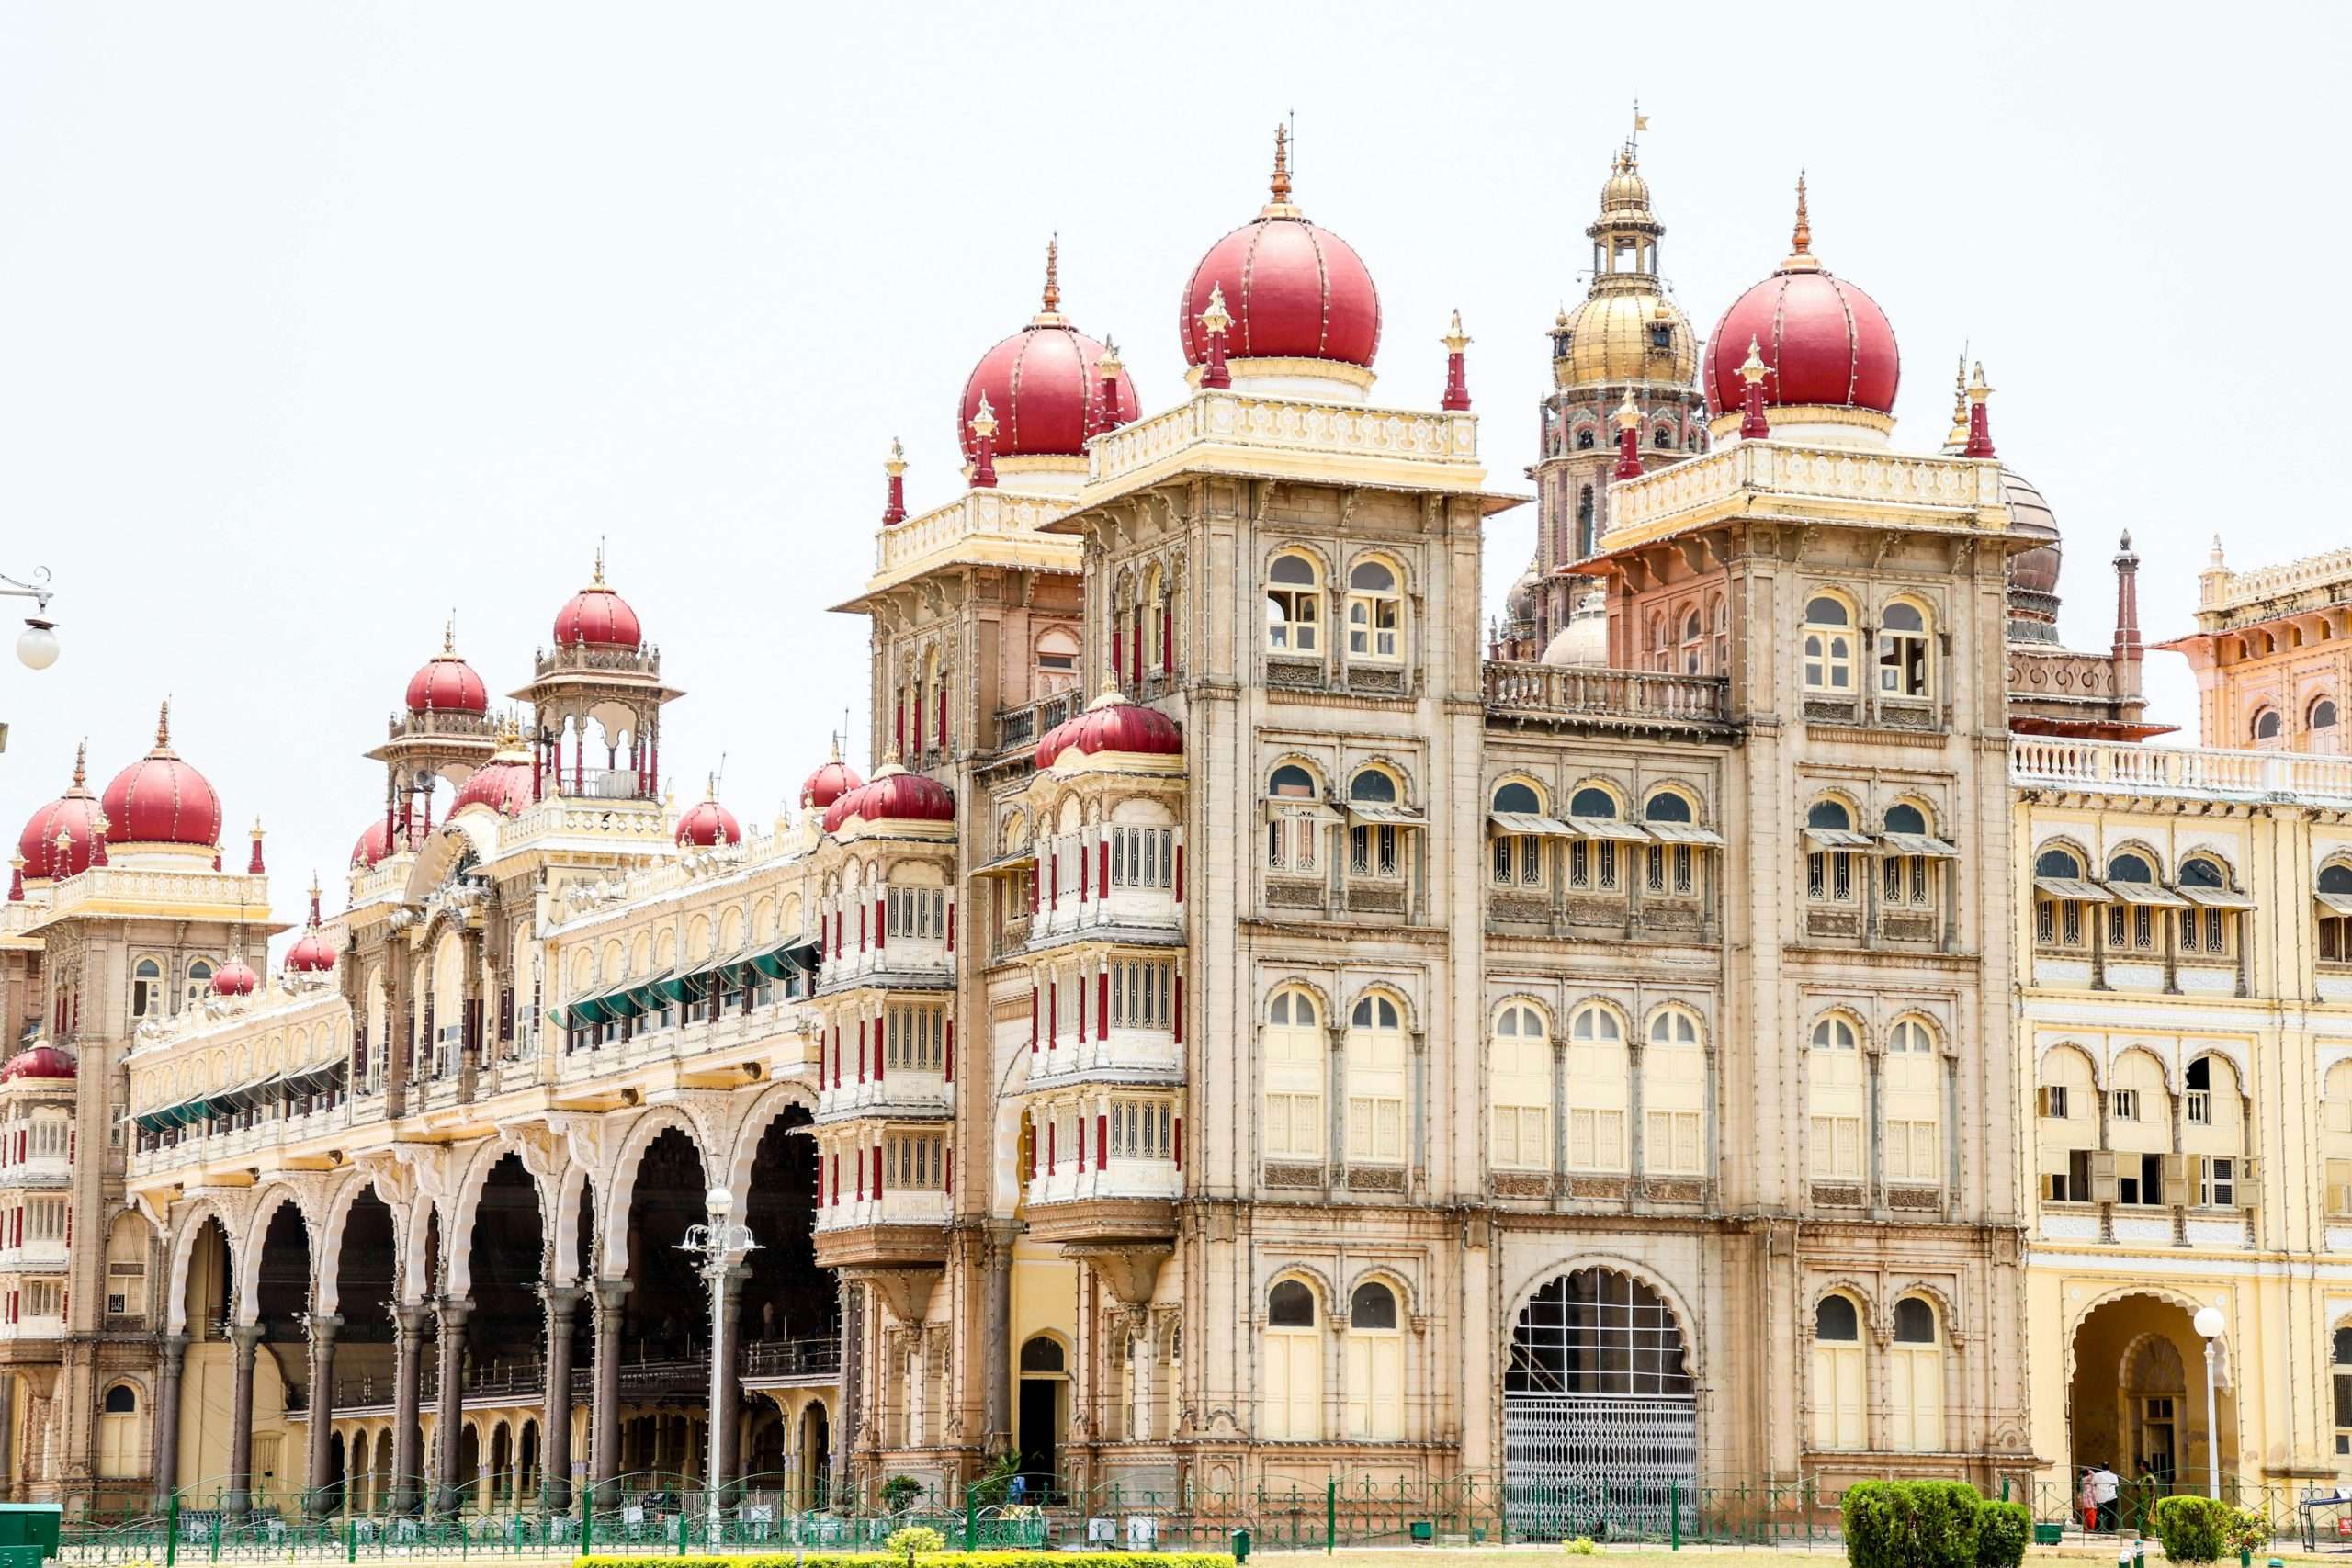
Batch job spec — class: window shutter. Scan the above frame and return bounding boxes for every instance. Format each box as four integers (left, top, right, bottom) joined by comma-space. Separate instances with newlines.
2162, 1153, 2189, 1207
2238, 1156, 2260, 1207
2327, 1159, 2352, 1218
2090, 1151, 2119, 1204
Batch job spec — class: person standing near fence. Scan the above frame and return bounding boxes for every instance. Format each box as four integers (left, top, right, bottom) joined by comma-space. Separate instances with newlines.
2088, 1462, 2121, 1531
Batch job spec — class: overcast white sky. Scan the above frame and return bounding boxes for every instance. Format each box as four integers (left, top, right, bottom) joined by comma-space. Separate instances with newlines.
2, 3, 2341, 952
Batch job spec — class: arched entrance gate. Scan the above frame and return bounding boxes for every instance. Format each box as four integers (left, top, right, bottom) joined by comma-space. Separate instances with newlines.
1503, 1268, 1696, 1538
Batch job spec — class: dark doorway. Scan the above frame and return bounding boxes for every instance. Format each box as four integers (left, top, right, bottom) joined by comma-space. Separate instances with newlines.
1016, 1336, 1064, 1501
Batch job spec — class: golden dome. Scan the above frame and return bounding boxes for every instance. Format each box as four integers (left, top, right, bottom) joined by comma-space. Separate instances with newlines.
1555, 288, 1696, 389
1598, 149, 1656, 225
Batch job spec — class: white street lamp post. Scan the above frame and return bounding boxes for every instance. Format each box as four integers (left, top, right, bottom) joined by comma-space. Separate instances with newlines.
2194, 1304, 2227, 1499
679, 1185, 760, 1541
2, 569, 58, 671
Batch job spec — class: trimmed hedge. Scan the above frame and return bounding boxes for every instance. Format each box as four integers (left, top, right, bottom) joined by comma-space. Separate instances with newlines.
1973, 1499, 2030, 1568
584, 1556, 1232, 1568
1841, 1481, 1983, 1568
2150, 1496, 2237, 1564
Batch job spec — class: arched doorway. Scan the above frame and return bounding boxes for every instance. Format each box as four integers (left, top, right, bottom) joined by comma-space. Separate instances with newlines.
1016, 1337, 1066, 1502
1503, 1268, 1695, 1538
800, 1404, 830, 1511
2070, 1294, 2231, 1512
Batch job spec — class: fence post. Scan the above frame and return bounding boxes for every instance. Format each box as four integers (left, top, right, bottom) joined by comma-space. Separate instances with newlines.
2002, 1478, 2010, 1503
1670, 1480, 1680, 1551
165, 1493, 179, 1568
965, 1489, 977, 1552
1326, 1477, 1336, 1555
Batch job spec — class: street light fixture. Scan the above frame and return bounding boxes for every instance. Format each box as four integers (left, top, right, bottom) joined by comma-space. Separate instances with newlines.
1, 569, 58, 671
679, 1184, 761, 1540
2193, 1303, 2226, 1499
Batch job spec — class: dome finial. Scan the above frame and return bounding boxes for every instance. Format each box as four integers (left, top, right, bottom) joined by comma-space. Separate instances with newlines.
1944, 350, 1971, 451
1041, 234, 1060, 317
1271, 122, 1292, 205
153, 699, 174, 754
592, 538, 606, 588
70, 740, 85, 791
1781, 171, 1821, 273
1962, 361, 1996, 458
444, 612, 457, 655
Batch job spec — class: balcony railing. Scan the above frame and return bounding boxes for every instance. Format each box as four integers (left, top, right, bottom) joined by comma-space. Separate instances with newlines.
532, 643, 663, 681
2011, 738, 2352, 810
1483, 661, 1732, 728
993, 691, 1082, 755
539, 765, 657, 803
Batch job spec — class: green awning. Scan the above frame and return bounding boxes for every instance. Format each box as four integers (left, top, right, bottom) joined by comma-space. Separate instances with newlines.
598, 986, 647, 1021
750, 937, 818, 983
623, 968, 679, 1011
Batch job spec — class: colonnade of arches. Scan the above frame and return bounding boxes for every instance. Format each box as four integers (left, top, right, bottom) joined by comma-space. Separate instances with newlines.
153, 1093, 831, 1516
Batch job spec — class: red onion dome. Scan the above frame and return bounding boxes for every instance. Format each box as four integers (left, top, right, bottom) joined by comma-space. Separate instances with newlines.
101, 703, 223, 850
450, 761, 534, 817
351, 818, 392, 869
405, 627, 490, 714
1178, 129, 1380, 370
821, 760, 955, 835
1704, 179, 1898, 419
957, 240, 1138, 462
287, 927, 339, 973
1032, 712, 1085, 771
1070, 687, 1182, 759
17, 743, 103, 881
0, 1045, 75, 1081
676, 780, 742, 847
799, 746, 864, 811
209, 957, 259, 997
286, 877, 337, 972
553, 552, 643, 649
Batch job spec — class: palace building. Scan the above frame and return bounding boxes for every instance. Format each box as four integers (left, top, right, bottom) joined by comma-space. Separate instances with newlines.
4, 129, 2352, 1525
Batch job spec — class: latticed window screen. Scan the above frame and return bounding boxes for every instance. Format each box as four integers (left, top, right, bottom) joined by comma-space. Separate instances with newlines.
1504, 1269, 1692, 1397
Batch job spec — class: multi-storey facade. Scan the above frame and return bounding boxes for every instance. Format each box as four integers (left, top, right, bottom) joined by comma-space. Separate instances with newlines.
3, 132, 2351, 1526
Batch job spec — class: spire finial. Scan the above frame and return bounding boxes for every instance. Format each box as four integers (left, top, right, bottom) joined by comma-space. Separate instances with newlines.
1737, 337, 1772, 441
886, 437, 906, 476
1792, 171, 1811, 254
1042, 234, 1060, 316
592, 539, 605, 587
444, 612, 457, 656
1441, 310, 1472, 412
1962, 361, 1996, 459
881, 436, 908, 525
71, 740, 85, 791
153, 699, 172, 751
1199, 283, 1234, 389
1612, 392, 1645, 479
1271, 123, 1292, 206
969, 392, 1000, 488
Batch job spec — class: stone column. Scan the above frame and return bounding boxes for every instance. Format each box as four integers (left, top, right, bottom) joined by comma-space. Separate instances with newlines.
835, 1280, 863, 1501
537, 1285, 582, 1512
590, 1280, 628, 1506
431, 1298, 471, 1514
225, 1325, 263, 1514
390, 1303, 428, 1516
153, 1337, 187, 1509
983, 1235, 1012, 1451
0, 1366, 18, 1503
303, 1315, 343, 1517
710, 1266, 747, 1503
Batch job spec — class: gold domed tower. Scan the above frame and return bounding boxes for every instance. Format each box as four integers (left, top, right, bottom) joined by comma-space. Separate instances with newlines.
1521, 132, 1708, 661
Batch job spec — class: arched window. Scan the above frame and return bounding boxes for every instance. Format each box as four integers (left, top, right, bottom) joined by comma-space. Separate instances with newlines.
1880, 803, 1939, 911
1265, 764, 1323, 873
1641, 790, 1705, 897
131, 958, 164, 1021
2254, 707, 2282, 743
1349, 770, 1405, 879
1346, 559, 1403, 663
1566, 786, 1623, 893
1804, 800, 1861, 905
2106, 852, 2161, 953
1711, 592, 1729, 670
1812, 1293, 1865, 1450
1564, 1003, 1629, 1173
1346, 995, 1408, 1166
1679, 608, 1706, 674
1884, 1019, 1941, 1188
1808, 1017, 1863, 1179
2183, 1055, 2245, 1208
2335, 1325, 2352, 1457
1878, 600, 1932, 698
2033, 846, 2093, 949
1490, 1003, 1551, 1171
1263, 1280, 1323, 1439
1344, 1281, 1404, 1438
1644, 1008, 1704, 1177
1266, 553, 1322, 654
1489, 782, 1546, 888
1575, 485, 1596, 557
184, 959, 215, 1010
1263, 989, 1324, 1160
1888, 1298, 1943, 1452
2312, 696, 2339, 730
1034, 626, 1080, 694
1646, 613, 1670, 673
1577, 428, 1596, 451
1803, 593, 1856, 694
2322, 863, 2352, 964
1018, 1336, 1065, 1372
2176, 854, 2242, 960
